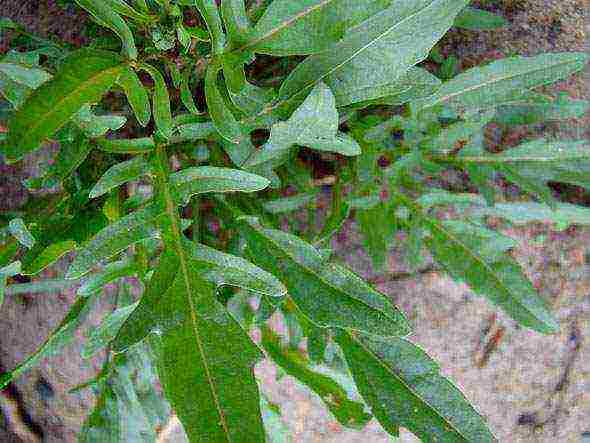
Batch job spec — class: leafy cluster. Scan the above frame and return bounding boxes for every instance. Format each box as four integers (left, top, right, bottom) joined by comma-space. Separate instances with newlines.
1, 1, 589, 441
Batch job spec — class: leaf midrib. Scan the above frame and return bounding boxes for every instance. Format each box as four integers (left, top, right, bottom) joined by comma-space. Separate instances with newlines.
239, 0, 336, 53
239, 0, 449, 127
155, 145, 231, 441
282, 0, 450, 100
426, 218, 549, 329
424, 56, 584, 108
248, 223, 407, 333
349, 333, 472, 441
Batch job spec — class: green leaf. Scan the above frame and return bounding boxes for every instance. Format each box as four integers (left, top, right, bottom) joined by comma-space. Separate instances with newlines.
8, 218, 36, 248
75, 0, 137, 59
342, 66, 442, 108
221, 0, 252, 46
188, 240, 287, 298
0, 62, 51, 88
80, 344, 167, 442
494, 93, 590, 126
103, 0, 152, 22
247, 0, 393, 56
205, 64, 244, 143
4, 49, 125, 162
477, 202, 590, 231
357, 200, 396, 271
416, 52, 590, 113
261, 326, 372, 429
73, 104, 127, 138
113, 144, 265, 441
180, 68, 200, 114
114, 250, 266, 441
170, 166, 270, 205
423, 218, 558, 333
95, 137, 156, 153
279, 0, 469, 107
263, 190, 319, 214
77, 259, 138, 296
454, 6, 508, 30
457, 139, 590, 196
239, 216, 411, 336
195, 0, 226, 54
336, 331, 496, 441
245, 82, 361, 167
0, 293, 97, 389
21, 240, 77, 275
66, 204, 162, 279
89, 156, 152, 199
141, 64, 173, 139
81, 301, 139, 359
118, 67, 151, 126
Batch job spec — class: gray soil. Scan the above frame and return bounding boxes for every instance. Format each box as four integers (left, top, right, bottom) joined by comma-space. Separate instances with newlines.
1, 0, 589, 442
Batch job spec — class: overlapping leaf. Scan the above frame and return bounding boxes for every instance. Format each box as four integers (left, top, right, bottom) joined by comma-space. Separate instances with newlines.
423, 219, 558, 333
279, 0, 469, 107
239, 216, 411, 336
89, 156, 152, 199
245, 82, 361, 167
337, 331, 496, 441
4, 49, 125, 162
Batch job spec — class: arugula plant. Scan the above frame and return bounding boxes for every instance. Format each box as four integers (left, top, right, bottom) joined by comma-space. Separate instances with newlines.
1, 1, 588, 441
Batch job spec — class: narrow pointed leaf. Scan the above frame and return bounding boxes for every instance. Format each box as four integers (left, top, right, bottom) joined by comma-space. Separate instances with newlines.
337, 331, 496, 441
457, 139, 590, 194
77, 259, 138, 296
90, 156, 152, 199
248, 0, 394, 56
205, 64, 244, 143
75, 0, 137, 59
95, 137, 156, 153
239, 217, 411, 336
246, 82, 361, 167
118, 67, 151, 126
81, 301, 139, 359
21, 240, 77, 275
195, 0, 226, 54
170, 166, 270, 205
0, 293, 97, 389
4, 49, 125, 162
423, 218, 558, 333
279, 0, 469, 106
417, 52, 589, 113
73, 105, 127, 138
141, 64, 173, 139
221, 0, 252, 46
66, 204, 162, 279
188, 239, 287, 298
454, 7, 508, 30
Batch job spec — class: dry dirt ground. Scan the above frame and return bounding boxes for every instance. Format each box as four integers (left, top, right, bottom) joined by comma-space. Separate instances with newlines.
0, 0, 589, 442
